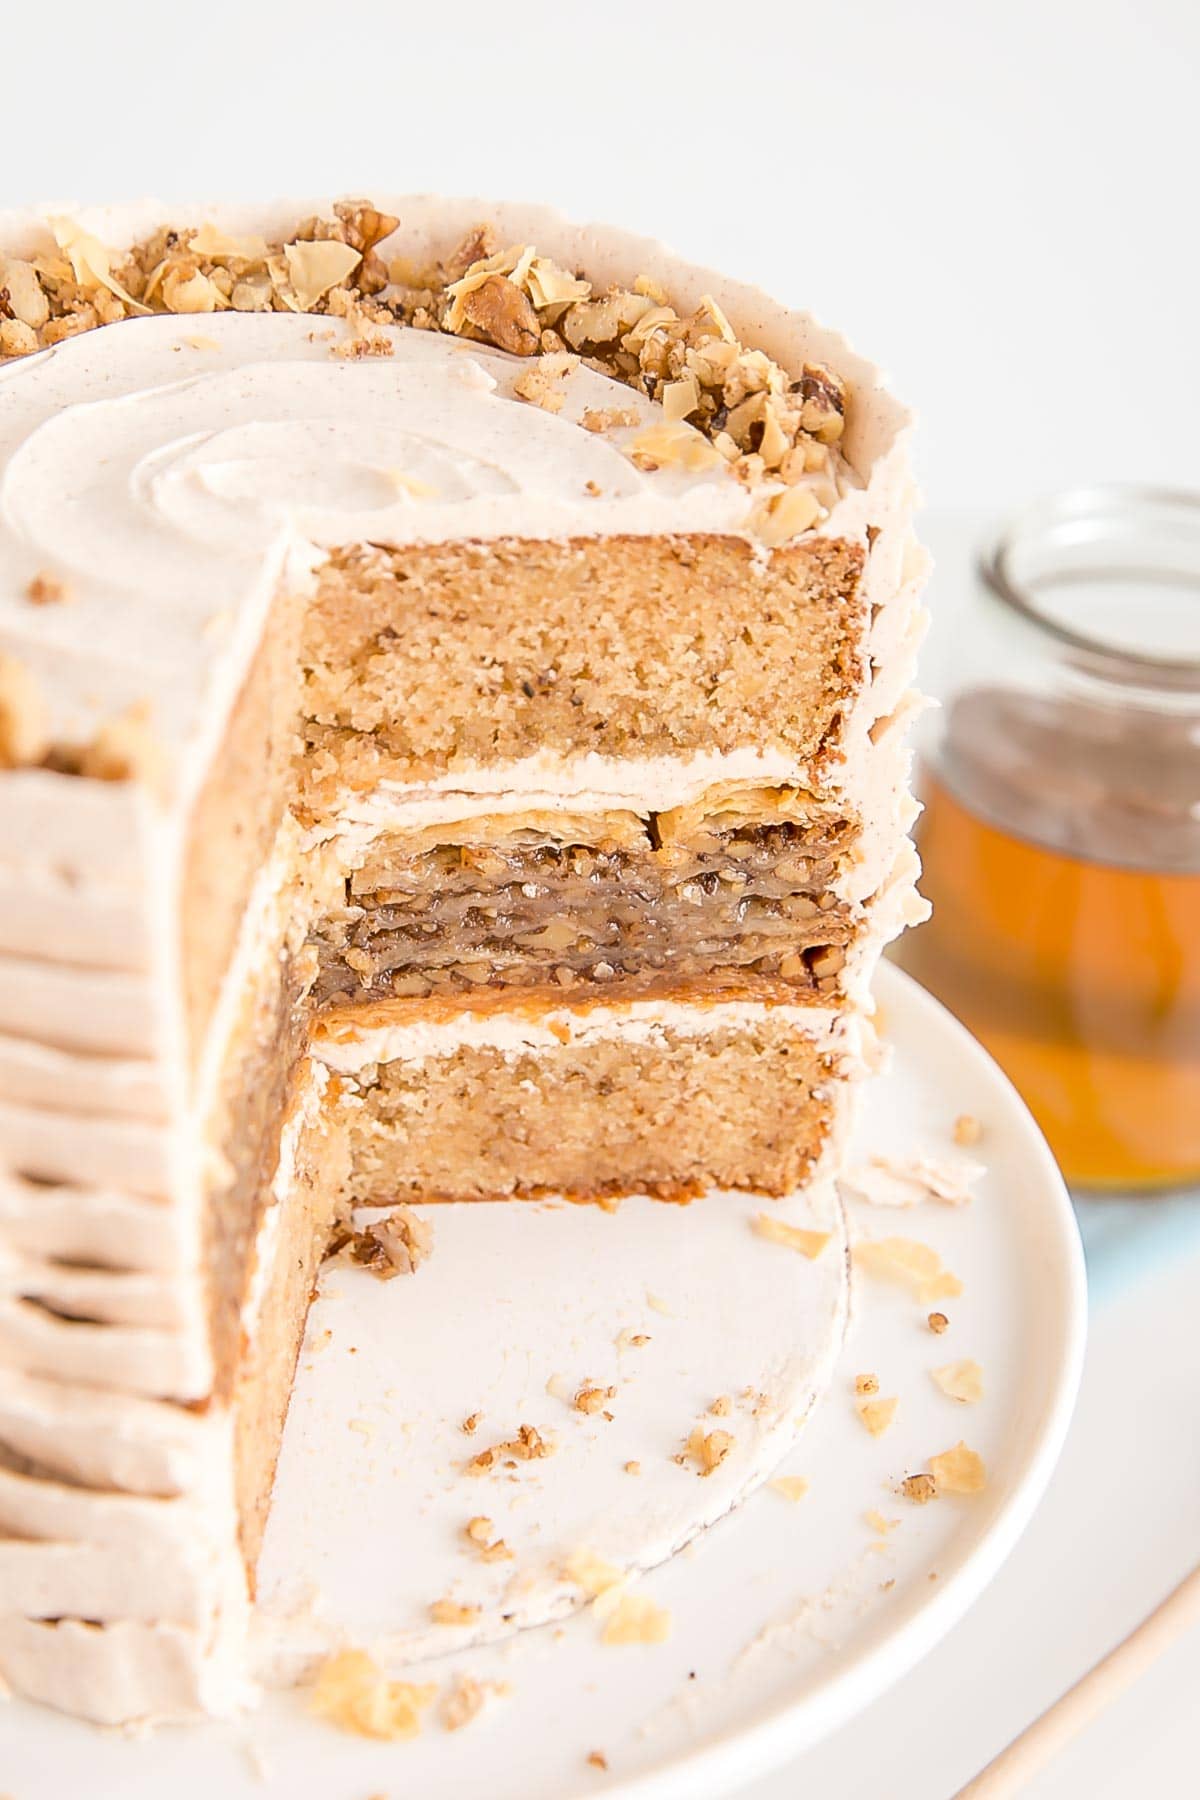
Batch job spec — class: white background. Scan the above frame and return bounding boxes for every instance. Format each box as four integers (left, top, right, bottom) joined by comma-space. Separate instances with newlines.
5, 2, 1199, 1793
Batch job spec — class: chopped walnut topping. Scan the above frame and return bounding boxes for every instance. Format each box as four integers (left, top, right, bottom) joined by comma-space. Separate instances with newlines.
931, 1359, 983, 1404
928, 1312, 950, 1334
512, 350, 578, 412
953, 1113, 984, 1147
454, 274, 540, 357
752, 1213, 831, 1259
680, 1425, 735, 1477
430, 1598, 481, 1626
326, 1205, 433, 1279
856, 1396, 898, 1437
2, 206, 851, 543
308, 1649, 435, 1741
929, 1442, 987, 1494
768, 1476, 809, 1503
574, 1383, 616, 1415
899, 1473, 938, 1505
465, 1423, 553, 1475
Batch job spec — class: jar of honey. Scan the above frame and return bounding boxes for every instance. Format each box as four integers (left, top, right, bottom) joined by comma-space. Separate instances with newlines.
894, 488, 1200, 1192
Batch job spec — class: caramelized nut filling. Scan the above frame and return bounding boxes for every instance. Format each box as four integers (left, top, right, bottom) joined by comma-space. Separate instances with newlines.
307, 819, 855, 1006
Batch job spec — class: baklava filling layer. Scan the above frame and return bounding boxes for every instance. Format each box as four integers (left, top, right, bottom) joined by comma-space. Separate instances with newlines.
307, 810, 857, 1007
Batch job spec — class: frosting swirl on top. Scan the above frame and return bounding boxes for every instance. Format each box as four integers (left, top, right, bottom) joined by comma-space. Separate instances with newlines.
0, 313, 819, 758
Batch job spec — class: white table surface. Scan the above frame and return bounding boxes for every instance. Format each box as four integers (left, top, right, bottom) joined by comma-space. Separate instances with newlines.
4, 2, 1199, 1792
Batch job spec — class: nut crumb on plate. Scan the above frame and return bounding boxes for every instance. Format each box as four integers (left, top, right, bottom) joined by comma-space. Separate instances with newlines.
854, 1236, 963, 1305
752, 1213, 831, 1258
465, 1423, 553, 1474
929, 1441, 987, 1494
574, 1383, 616, 1415
855, 1396, 898, 1437
931, 1359, 983, 1403
308, 1649, 435, 1740
678, 1425, 735, 1476
430, 1599, 481, 1626
768, 1476, 810, 1503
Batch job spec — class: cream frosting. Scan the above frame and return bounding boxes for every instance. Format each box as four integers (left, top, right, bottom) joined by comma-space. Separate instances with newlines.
311, 997, 848, 1077
0, 196, 922, 1729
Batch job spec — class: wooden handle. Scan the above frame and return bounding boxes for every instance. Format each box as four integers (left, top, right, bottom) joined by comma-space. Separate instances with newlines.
955, 1560, 1200, 1798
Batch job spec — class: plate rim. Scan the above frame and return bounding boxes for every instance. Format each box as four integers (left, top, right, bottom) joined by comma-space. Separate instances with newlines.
604, 962, 1088, 1800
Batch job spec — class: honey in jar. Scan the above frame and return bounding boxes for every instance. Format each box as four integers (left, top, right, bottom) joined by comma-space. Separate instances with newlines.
894, 491, 1200, 1192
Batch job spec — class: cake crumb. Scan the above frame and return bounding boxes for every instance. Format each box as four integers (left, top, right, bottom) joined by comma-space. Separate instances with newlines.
855, 1396, 898, 1437
25, 571, 70, 605
587, 1750, 609, 1770
624, 1460, 641, 1476
308, 1648, 435, 1740
461, 1412, 482, 1435
440, 1673, 509, 1731
854, 1237, 963, 1305
768, 1476, 809, 1503
645, 1291, 672, 1316
466, 1424, 554, 1475
679, 1426, 735, 1477
929, 1442, 987, 1494
564, 1548, 624, 1597
899, 1473, 938, 1505
709, 1395, 732, 1417
953, 1113, 984, 1147
574, 1384, 616, 1415
616, 1328, 651, 1350
931, 1359, 983, 1404
752, 1213, 831, 1258
463, 1516, 513, 1561
595, 1588, 672, 1647
854, 1373, 879, 1396
842, 1153, 983, 1210
864, 1508, 897, 1534
927, 1311, 950, 1335
430, 1599, 481, 1627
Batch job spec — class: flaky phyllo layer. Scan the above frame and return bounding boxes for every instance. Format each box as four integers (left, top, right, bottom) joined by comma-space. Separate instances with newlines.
0, 197, 927, 1728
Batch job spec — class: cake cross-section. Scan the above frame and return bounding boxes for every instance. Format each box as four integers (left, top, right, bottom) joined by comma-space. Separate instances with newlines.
0, 197, 928, 1724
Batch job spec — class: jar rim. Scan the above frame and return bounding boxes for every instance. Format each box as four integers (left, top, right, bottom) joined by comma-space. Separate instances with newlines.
978, 485, 1200, 690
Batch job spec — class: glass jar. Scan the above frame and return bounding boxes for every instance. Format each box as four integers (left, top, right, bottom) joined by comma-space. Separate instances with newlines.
894, 487, 1200, 1192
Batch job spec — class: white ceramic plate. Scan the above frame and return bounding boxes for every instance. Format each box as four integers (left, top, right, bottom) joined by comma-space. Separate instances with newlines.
1, 965, 1085, 1798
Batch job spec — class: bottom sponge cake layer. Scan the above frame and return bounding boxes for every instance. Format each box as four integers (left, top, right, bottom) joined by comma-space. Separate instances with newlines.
313, 1004, 853, 1205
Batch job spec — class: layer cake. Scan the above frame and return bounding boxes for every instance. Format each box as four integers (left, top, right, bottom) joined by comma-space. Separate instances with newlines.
0, 198, 928, 1723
